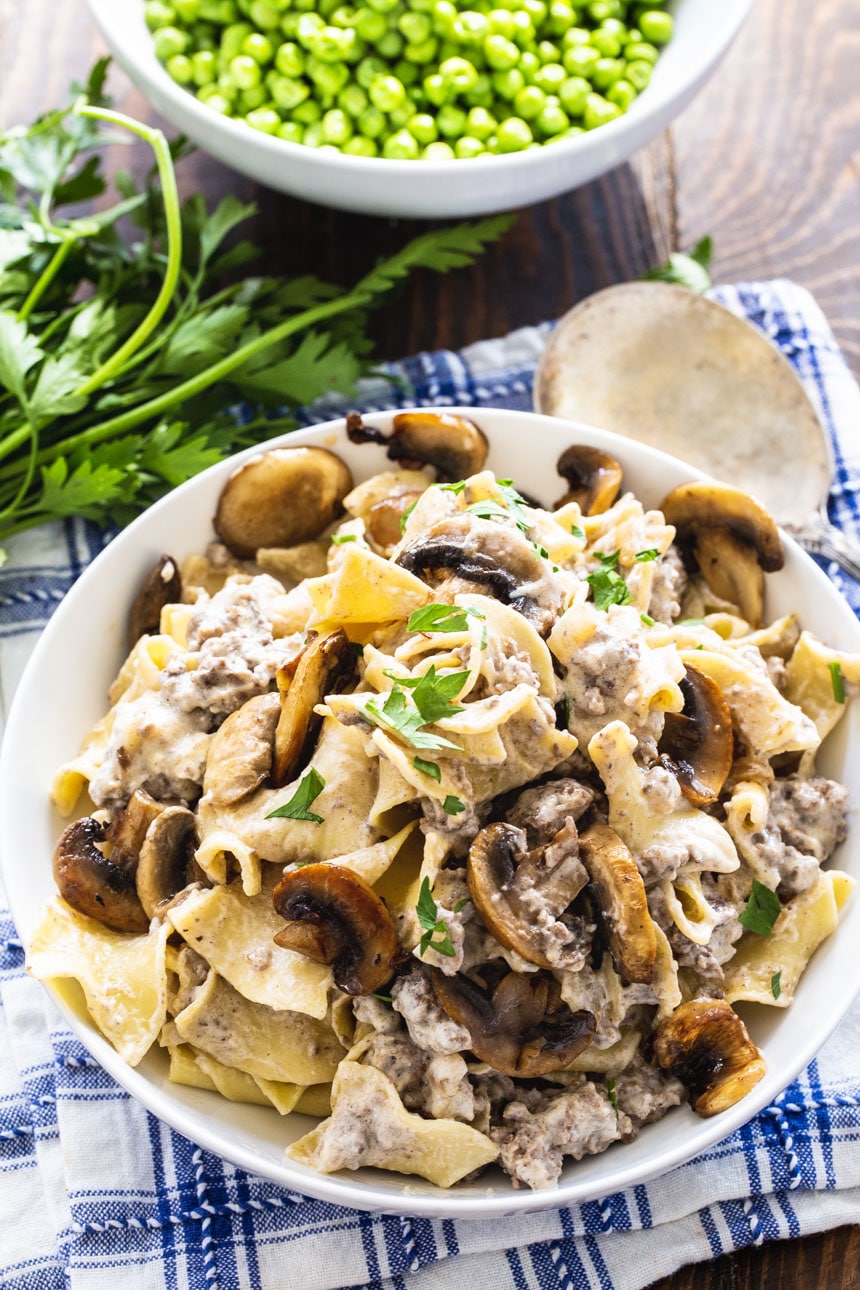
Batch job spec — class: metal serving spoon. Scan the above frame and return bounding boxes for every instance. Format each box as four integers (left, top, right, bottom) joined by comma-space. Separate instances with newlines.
533, 282, 860, 580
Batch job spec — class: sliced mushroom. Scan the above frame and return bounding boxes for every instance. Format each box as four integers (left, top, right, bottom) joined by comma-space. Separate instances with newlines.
397, 513, 560, 634
661, 482, 784, 628
135, 805, 197, 919
214, 446, 353, 558
649, 998, 766, 1116
467, 821, 590, 970
578, 823, 656, 985
658, 665, 733, 806
204, 692, 281, 806
104, 789, 165, 869
127, 554, 181, 648
272, 629, 355, 788
555, 445, 623, 514
431, 968, 595, 1076
272, 862, 401, 995
387, 412, 488, 481
53, 817, 149, 933
365, 491, 424, 553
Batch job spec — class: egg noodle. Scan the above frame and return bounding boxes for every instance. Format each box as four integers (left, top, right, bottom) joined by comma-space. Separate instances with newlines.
28, 441, 858, 1190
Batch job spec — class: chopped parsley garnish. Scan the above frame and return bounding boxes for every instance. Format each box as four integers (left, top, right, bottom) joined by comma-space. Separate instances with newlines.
739, 879, 782, 937
266, 767, 326, 823
373, 992, 393, 1003
678, 617, 706, 626
634, 548, 659, 562
408, 602, 484, 635
533, 542, 550, 560
366, 684, 460, 753
443, 794, 466, 815
640, 613, 656, 627
584, 563, 632, 611
594, 549, 620, 568
386, 665, 469, 723
607, 1078, 618, 1112
330, 533, 357, 544
558, 694, 571, 729
439, 480, 467, 494
467, 481, 532, 534
771, 971, 782, 1000
351, 641, 365, 657
467, 499, 517, 525
399, 498, 418, 532
416, 877, 456, 957
413, 756, 441, 781
830, 661, 845, 704
571, 524, 585, 540
453, 897, 470, 912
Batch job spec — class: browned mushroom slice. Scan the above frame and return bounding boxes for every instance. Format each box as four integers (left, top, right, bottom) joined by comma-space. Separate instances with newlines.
127, 554, 181, 648
214, 446, 354, 558
555, 445, 623, 514
135, 806, 197, 919
578, 823, 656, 985
388, 412, 488, 482
431, 968, 595, 1076
467, 822, 589, 970
658, 665, 733, 806
649, 998, 766, 1116
661, 481, 784, 627
104, 789, 165, 869
272, 629, 355, 788
204, 692, 281, 807
365, 490, 424, 552
53, 817, 149, 933
272, 863, 401, 995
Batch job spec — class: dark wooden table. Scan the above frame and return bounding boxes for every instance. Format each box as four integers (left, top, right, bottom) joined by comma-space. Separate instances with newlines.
2, 0, 859, 1285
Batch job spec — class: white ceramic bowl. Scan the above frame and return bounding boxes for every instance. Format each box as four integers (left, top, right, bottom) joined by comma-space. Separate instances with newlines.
85, 0, 753, 217
2, 407, 859, 1219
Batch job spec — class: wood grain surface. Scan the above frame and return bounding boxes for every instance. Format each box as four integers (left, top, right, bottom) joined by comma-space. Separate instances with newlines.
1, 0, 859, 1285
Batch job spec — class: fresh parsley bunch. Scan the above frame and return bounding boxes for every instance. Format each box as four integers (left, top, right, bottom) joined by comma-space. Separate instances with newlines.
0, 62, 512, 564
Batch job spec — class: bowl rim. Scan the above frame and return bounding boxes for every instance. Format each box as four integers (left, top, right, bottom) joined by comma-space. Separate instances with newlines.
2, 405, 859, 1218
84, 0, 755, 175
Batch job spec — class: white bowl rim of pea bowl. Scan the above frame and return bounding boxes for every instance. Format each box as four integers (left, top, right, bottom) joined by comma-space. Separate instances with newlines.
2, 406, 859, 1218
84, 0, 755, 217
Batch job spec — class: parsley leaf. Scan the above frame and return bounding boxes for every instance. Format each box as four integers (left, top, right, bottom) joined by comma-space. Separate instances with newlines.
739, 879, 782, 937
584, 565, 632, 610
416, 876, 456, 957
366, 683, 461, 752
642, 235, 713, 294
266, 767, 326, 822
571, 523, 585, 540
413, 756, 441, 781
641, 612, 656, 627
771, 970, 782, 1000
408, 603, 484, 634
634, 548, 659, 563
830, 661, 845, 704
331, 533, 357, 545
399, 498, 418, 532
443, 794, 466, 815
607, 1078, 618, 1112
439, 480, 466, 494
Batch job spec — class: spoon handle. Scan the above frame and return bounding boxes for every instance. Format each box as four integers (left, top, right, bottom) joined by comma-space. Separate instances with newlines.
791, 510, 860, 583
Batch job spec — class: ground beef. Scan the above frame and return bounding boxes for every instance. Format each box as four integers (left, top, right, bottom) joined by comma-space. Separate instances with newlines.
493, 1078, 634, 1189
745, 775, 848, 897
647, 546, 688, 624
614, 1054, 685, 1125
506, 778, 595, 846
392, 969, 471, 1055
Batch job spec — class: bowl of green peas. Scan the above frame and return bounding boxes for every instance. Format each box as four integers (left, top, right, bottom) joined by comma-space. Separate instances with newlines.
86, 0, 753, 216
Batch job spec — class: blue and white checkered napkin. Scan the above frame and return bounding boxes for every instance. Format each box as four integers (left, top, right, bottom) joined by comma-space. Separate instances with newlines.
2, 280, 860, 1290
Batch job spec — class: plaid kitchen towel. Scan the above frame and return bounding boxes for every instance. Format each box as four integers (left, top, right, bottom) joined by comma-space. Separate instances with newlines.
1, 279, 859, 1290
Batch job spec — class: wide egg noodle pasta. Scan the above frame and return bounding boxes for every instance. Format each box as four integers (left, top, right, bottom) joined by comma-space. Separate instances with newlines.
172, 965, 346, 1086
303, 542, 431, 639
27, 900, 170, 1066
195, 715, 381, 895
784, 630, 860, 752
723, 870, 856, 1007
287, 1061, 499, 1188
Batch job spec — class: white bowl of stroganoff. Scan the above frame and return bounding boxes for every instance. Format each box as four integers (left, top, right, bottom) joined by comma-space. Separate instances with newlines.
1, 406, 859, 1218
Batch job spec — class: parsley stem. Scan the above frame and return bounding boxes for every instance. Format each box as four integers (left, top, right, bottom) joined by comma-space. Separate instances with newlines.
17, 237, 74, 324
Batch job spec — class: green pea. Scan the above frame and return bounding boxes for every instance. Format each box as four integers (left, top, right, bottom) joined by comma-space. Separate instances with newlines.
239, 82, 268, 108
637, 9, 673, 44
382, 128, 420, 158
153, 25, 189, 59
303, 120, 326, 145
521, 0, 546, 27
376, 30, 404, 58
509, 11, 534, 44
558, 74, 589, 114
197, 88, 232, 112
606, 76, 636, 109
215, 74, 239, 99
533, 61, 565, 93
513, 84, 545, 119
464, 72, 494, 107
492, 67, 525, 100
307, 58, 350, 94
242, 31, 274, 62
436, 102, 467, 137
343, 134, 379, 154
545, 0, 575, 34
166, 52, 195, 82
292, 96, 322, 121
353, 6, 386, 39
625, 58, 652, 91
455, 135, 485, 157
220, 20, 253, 59
246, 104, 282, 130
535, 99, 569, 135
320, 106, 353, 141
145, 2, 177, 31
624, 39, 658, 63
591, 56, 624, 88
432, 0, 458, 34
583, 89, 621, 128
369, 72, 407, 110
357, 55, 387, 87
398, 9, 432, 42
249, 0, 281, 27
519, 50, 541, 79
403, 37, 438, 64
486, 8, 516, 38
561, 26, 591, 46
454, 10, 488, 45
588, 0, 621, 17
229, 52, 263, 87
330, 5, 359, 27
407, 111, 438, 143
562, 44, 599, 75
174, 0, 201, 21
191, 49, 218, 83
423, 72, 449, 105
337, 82, 368, 115
495, 115, 533, 151
423, 139, 456, 158
200, 0, 238, 18
277, 119, 305, 142
275, 40, 305, 74
270, 73, 310, 107
466, 105, 496, 139
590, 28, 621, 56
296, 11, 325, 43
537, 40, 561, 64
439, 56, 479, 91
388, 95, 417, 126
484, 33, 519, 69
358, 103, 387, 136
